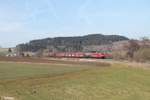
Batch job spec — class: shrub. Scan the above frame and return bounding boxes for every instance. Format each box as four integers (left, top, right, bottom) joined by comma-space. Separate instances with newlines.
134, 48, 150, 62
112, 51, 127, 60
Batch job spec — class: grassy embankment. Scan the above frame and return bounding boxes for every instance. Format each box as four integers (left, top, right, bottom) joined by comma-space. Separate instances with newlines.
0, 60, 150, 100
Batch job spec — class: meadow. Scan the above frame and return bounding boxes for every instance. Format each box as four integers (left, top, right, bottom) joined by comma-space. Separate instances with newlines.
0, 60, 150, 100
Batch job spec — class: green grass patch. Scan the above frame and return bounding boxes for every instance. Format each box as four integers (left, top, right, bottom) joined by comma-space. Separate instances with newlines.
0, 62, 92, 81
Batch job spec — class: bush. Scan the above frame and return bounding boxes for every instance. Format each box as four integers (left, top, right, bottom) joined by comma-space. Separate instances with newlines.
112, 51, 127, 60
134, 48, 150, 62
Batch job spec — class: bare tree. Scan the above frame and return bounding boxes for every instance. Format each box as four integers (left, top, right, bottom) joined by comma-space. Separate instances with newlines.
127, 40, 140, 58
141, 37, 150, 48
8, 48, 12, 53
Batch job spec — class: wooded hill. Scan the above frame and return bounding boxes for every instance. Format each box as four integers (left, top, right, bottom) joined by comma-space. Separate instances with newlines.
16, 34, 129, 52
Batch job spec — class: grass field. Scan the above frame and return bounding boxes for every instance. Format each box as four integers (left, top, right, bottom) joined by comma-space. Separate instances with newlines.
0, 60, 150, 100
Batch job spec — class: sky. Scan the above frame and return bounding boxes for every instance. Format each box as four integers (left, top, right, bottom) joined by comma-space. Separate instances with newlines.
0, 0, 150, 47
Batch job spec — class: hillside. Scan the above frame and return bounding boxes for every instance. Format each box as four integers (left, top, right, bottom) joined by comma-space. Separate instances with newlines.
16, 34, 129, 52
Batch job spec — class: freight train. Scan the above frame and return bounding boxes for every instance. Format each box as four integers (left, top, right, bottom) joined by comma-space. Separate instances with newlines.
48, 52, 111, 59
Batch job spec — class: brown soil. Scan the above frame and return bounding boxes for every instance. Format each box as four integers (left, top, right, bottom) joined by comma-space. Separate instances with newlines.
0, 57, 110, 67
0, 57, 75, 64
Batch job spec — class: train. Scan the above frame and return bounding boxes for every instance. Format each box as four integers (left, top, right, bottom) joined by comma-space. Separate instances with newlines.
48, 52, 111, 59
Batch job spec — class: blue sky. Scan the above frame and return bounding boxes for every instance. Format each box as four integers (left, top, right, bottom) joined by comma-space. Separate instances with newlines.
0, 0, 150, 47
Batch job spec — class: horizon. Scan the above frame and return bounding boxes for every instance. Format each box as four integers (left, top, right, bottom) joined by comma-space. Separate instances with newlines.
0, 0, 150, 47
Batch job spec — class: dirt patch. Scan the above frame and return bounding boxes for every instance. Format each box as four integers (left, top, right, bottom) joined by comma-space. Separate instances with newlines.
0, 57, 110, 67
0, 57, 61, 64
0, 96, 15, 100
